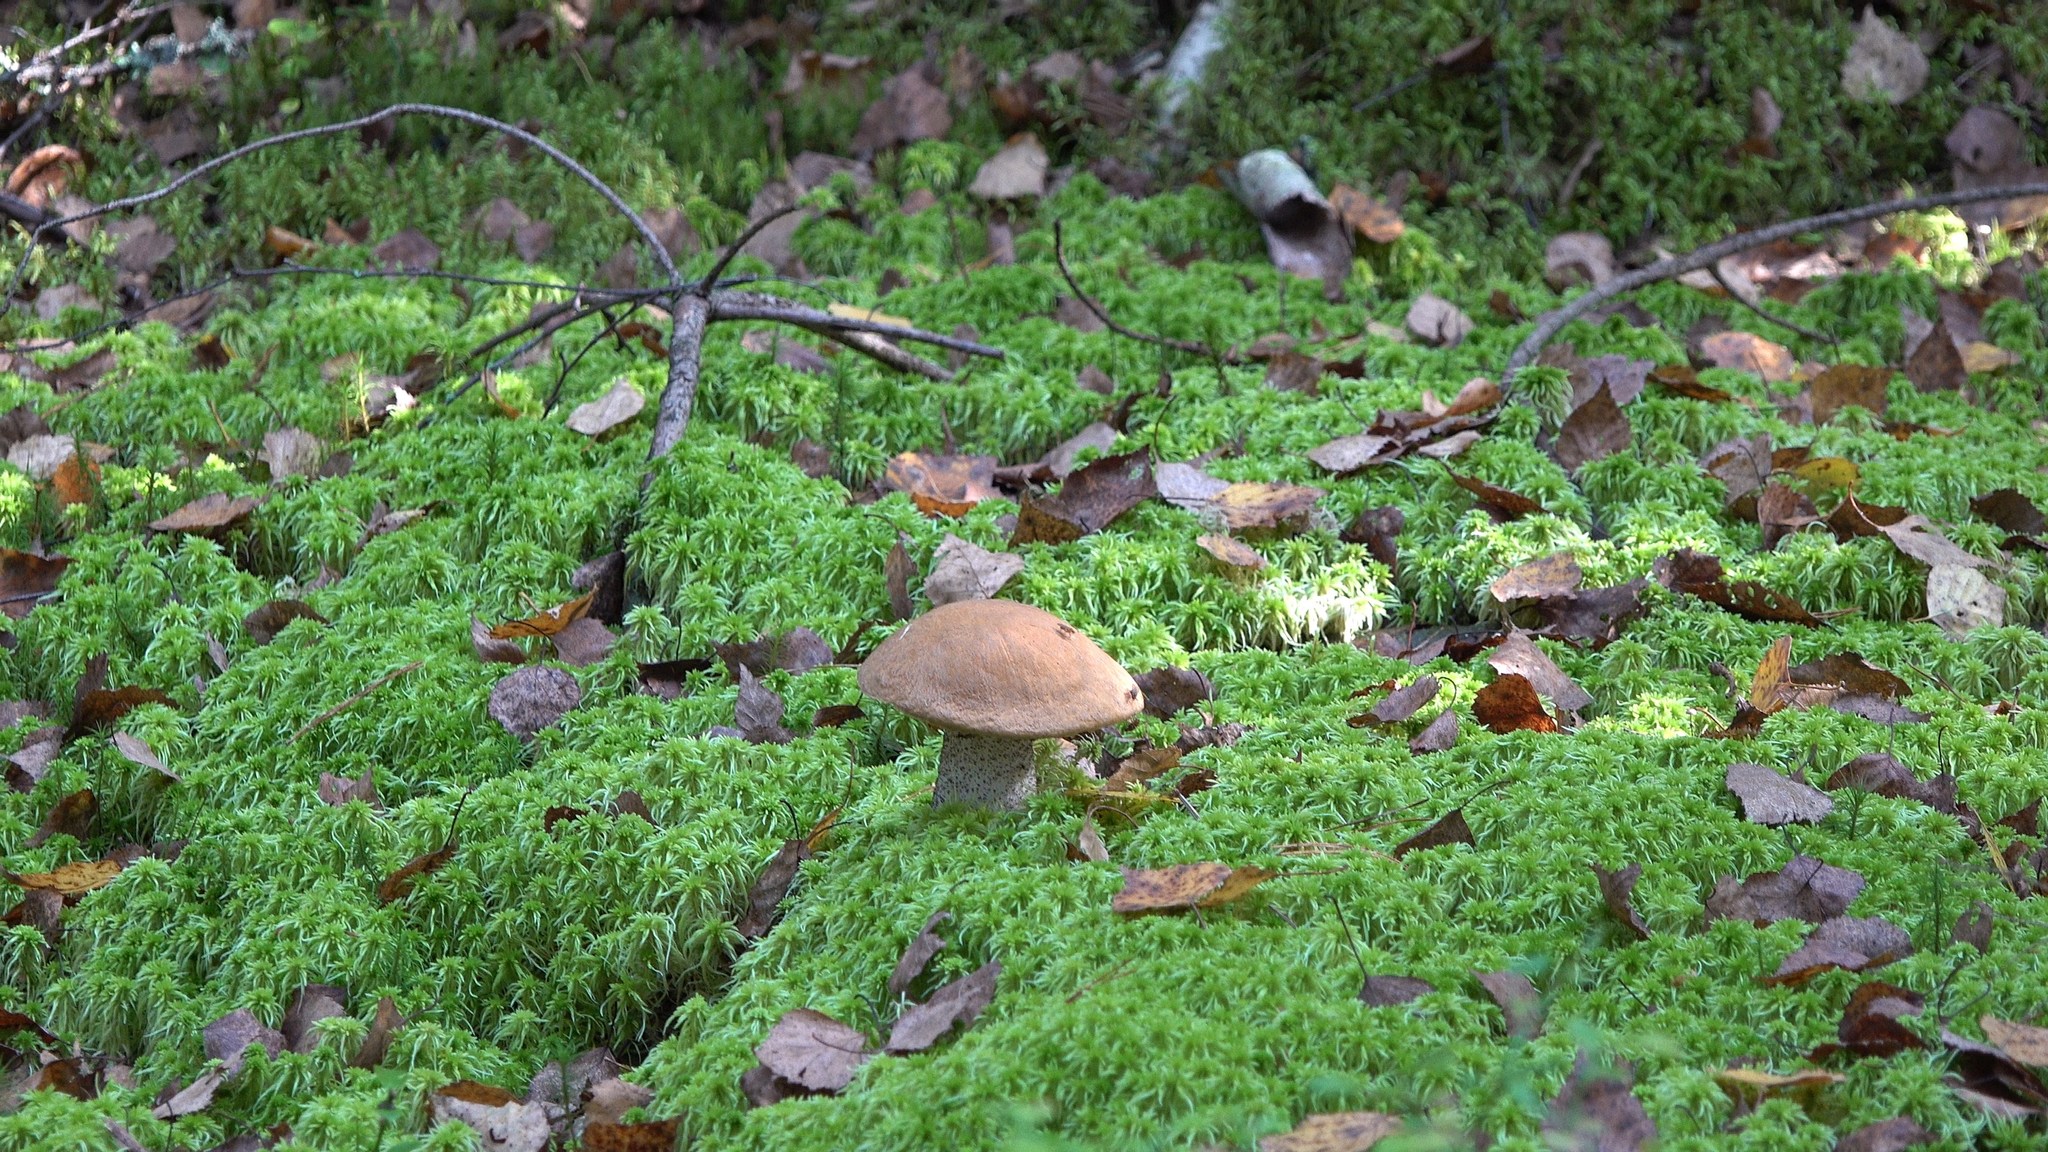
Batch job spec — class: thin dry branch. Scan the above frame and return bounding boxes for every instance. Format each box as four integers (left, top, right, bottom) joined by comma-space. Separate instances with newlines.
289, 660, 423, 745
1, 3, 177, 88
1504, 181, 2048, 382
1051, 221, 1220, 359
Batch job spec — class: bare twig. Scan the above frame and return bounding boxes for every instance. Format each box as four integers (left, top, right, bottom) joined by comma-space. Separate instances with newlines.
709, 291, 1004, 358
1051, 221, 1220, 358
289, 660, 423, 745
647, 294, 709, 463
1504, 181, 2048, 383
1709, 263, 1837, 346
1, 3, 175, 87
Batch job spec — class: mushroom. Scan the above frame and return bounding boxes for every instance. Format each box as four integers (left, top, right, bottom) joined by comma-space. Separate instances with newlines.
858, 599, 1142, 810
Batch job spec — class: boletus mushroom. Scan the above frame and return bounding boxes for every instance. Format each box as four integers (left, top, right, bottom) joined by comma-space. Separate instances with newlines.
858, 599, 1142, 810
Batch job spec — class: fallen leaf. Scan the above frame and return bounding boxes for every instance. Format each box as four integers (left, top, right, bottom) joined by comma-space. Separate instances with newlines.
1765, 915, 1912, 984
487, 665, 582, 741
1942, 1028, 2048, 1117
885, 960, 1000, 1054
1329, 185, 1404, 245
1701, 433, 1774, 516
550, 618, 617, 667
317, 770, 379, 808
566, 380, 645, 438
1726, 762, 1833, 826
1954, 901, 1996, 953
883, 452, 999, 517
23, 787, 95, 848
68, 685, 176, 741
1341, 505, 1404, 568
1393, 809, 1473, 858
147, 492, 261, 537
372, 228, 440, 272
1104, 745, 1183, 793
488, 590, 594, 639
1545, 232, 1615, 288
111, 731, 173, 780
852, 67, 951, 155
1408, 709, 1459, 753
257, 427, 325, 481
1650, 363, 1736, 402
733, 666, 794, 744
1305, 433, 1402, 475
205, 1008, 285, 1079
968, 133, 1048, 200
1905, 318, 1966, 392
1197, 534, 1267, 573
1259, 1111, 1402, 1152
1486, 634, 1592, 713
283, 984, 348, 1054
1405, 293, 1473, 348
1359, 976, 1434, 1007
244, 599, 326, 645
0, 549, 69, 620
1263, 350, 1323, 395
378, 833, 458, 904
1809, 364, 1890, 423
1700, 331, 1793, 381
887, 910, 951, 999
582, 1119, 680, 1152
1012, 451, 1155, 545
1981, 1016, 2048, 1068
471, 617, 527, 664
714, 628, 834, 678
1881, 516, 1987, 569
49, 347, 117, 392
755, 1009, 871, 1093
1825, 981, 1926, 1059
1352, 676, 1439, 727
1111, 862, 1273, 915
1705, 854, 1864, 925
1473, 674, 1560, 733
1841, 6, 1927, 105
429, 1082, 549, 1152
1553, 386, 1630, 472
1927, 564, 2004, 636
1446, 469, 1547, 520
1475, 970, 1543, 1040
1835, 1118, 1935, 1152
1756, 484, 1820, 551
1592, 863, 1650, 940
1543, 1053, 1655, 1152
1133, 666, 1213, 719
1654, 549, 1820, 628
1714, 1068, 1844, 1111
4, 857, 123, 895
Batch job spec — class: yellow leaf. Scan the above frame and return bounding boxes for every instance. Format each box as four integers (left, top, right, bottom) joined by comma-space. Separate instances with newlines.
1749, 635, 1793, 714
1961, 342, 2020, 373
1786, 457, 1859, 492
488, 590, 594, 639
8, 857, 123, 895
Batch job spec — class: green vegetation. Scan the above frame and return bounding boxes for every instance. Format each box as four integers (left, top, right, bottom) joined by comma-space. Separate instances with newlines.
2, 2, 2047, 1150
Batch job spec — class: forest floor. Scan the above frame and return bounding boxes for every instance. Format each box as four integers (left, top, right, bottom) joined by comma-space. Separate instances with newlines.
2, 3, 2048, 1151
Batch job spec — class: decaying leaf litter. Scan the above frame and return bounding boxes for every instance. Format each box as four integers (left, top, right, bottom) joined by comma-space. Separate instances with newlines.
3, 2, 2048, 1150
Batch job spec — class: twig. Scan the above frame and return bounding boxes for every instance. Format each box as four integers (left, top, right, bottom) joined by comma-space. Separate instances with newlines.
647, 294, 709, 463
1051, 221, 1220, 359
1709, 263, 1836, 346
0, 106, 51, 164
289, 660, 423, 745
709, 292, 1004, 358
1503, 181, 2048, 383
0, 3, 175, 87
1553, 136, 1601, 217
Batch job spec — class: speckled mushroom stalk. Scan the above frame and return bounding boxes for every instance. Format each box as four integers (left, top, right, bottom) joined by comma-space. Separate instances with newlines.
934, 733, 1039, 810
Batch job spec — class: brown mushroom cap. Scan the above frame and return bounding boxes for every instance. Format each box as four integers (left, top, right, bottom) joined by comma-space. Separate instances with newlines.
858, 599, 1142, 738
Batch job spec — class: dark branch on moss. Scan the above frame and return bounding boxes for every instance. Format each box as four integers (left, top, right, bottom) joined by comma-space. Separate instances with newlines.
1504, 182, 2048, 384
1052, 220, 1222, 360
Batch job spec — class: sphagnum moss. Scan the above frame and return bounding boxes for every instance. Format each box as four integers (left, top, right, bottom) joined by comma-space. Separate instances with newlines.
4, 30, 2048, 1152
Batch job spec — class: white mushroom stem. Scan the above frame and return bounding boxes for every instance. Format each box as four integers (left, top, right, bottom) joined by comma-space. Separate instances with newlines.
935, 733, 1039, 811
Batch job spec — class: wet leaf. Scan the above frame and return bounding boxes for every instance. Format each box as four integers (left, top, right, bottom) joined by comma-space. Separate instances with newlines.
1654, 549, 1820, 628
715, 628, 834, 678
429, 1083, 549, 1152
22, 787, 95, 849
1473, 674, 1560, 733
737, 808, 838, 938
1971, 488, 2046, 543
0, 549, 68, 620
853, 67, 951, 154
1111, 862, 1273, 915
317, 769, 378, 809
283, 984, 348, 1054
1941, 1027, 2048, 1117
1787, 652, 1907, 700
1394, 809, 1473, 858
1764, 915, 1912, 984
885, 960, 1000, 1054
1826, 981, 1926, 1059
887, 910, 950, 999
1012, 451, 1155, 545
1104, 745, 1183, 793
1700, 331, 1793, 381
488, 590, 594, 639
1258, 1111, 1402, 1152
487, 665, 582, 741
147, 492, 261, 537
1485, 633, 1592, 713
1475, 970, 1543, 1040
582, 1119, 681, 1152
372, 228, 440, 272
244, 599, 326, 645
1341, 505, 1404, 568
1705, 854, 1863, 925
68, 684, 176, 742
1489, 553, 1582, 604
1545, 232, 1615, 288
1725, 762, 1833, 826
378, 837, 458, 904
754, 1009, 871, 1093
1651, 363, 1736, 402
1953, 901, 1996, 953
205, 1008, 285, 1079
549, 618, 617, 667
882, 452, 998, 517
1306, 433, 1402, 475
1714, 1068, 1843, 1110
566, 380, 645, 438
1809, 364, 1890, 424
1542, 1053, 1655, 1152
733, 666, 794, 745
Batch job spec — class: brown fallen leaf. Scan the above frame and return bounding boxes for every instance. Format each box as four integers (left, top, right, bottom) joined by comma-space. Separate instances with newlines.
852, 67, 951, 155
1408, 709, 1459, 753
582, 1119, 682, 1152
1485, 633, 1591, 713
1104, 745, 1182, 793
1351, 676, 1439, 727
147, 492, 261, 537
1473, 674, 1560, 733
5, 856, 124, 896
1475, 970, 1543, 1040
1491, 553, 1582, 604
1905, 317, 1966, 392
1197, 534, 1267, 574
68, 685, 177, 742
1329, 184, 1404, 246
737, 808, 839, 938
488, 590, 593, 640
1713, 1067, 1843, 1113
318, 769, 379, 808
244, 599, 327, 645
1342, 505, 1403, 568
1808, 363, 1890, 424
1654, 549, 1820, 628
566, 380, 645, 438
1259, 1111, 1402, 1152
487, 665, 582, 741
968, 133, 1048, 200
1359, 975, 1434, 1007
550, 617, 618, 667
882, 451, 999, 517
1592, 863, 1650, 941
23, 787, 95, 848
1705, 854, 1863, 925
1543, 1053, 1656, 1152
1, 549, 69, 621
1553, 386, 1631, 473
1700, 331, 1793, 381
258, 427, 325, 480
1817, 981, 1927, 1060
1841, 6, 1926, 104
887, 910, 951, 999
885, 959, 1000, 1054
471, 617, 527, 664
1012, 451, 1156, 545
1133, 666, 1213, 719
1982, 1016, 2048, 1068
1405, 293, 1473, 348
755, 1008, 872, 1094
1834, 1118, 1935, 1152
1725, 762, 1833, 826
378, 835, 458, 905
1393, 809, 1473, 858
1545, 232, 1615, 288
1764, 915, 1912, 985
1650, 363, 1736, 402
714, 628, 834, 679
1111, 862, 1274, 915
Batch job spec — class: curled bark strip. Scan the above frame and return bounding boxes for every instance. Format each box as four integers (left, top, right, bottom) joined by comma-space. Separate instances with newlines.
1503, 181, 2048, 388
